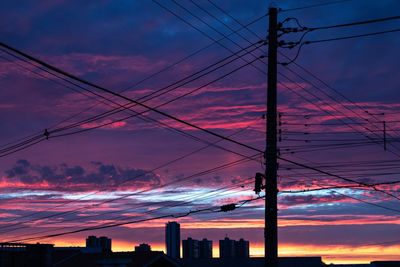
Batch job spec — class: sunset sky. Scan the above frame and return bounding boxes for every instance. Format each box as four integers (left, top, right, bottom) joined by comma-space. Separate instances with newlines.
0, 0, 400, 264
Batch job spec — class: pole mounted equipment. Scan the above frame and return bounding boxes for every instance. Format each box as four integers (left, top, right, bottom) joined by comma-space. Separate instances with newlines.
254, 172, 265, 195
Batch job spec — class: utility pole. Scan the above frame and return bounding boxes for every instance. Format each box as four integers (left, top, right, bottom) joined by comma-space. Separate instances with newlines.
265, 7, 278, 267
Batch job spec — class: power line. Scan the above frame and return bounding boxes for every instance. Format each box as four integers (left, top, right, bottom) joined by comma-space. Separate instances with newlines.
0, 37, 268, 234
189, 0, 266, 56
50, 42, 264, 133
0, 44, 266, 165
203, 0, 400, 158
0, 44, 266, 224
333, 189, 400, 213
278, 156, 400, 201
168, 1, 397, 204
206, 0, 264, 40
281, 0, 355, 12
1, 39, 263, 136
283, 137, 400, 142
0, 42, 264, 156
277, 72, 400, 157
300, 28, 400, 45
280, 176, 400, 214
277, 77, 400, 158
0, 144, 261, 234
0, 155, 258, 236
307, 15, 400, 31
5, 195, 265, 243
282, 165, 400, 218
4, 176, 255, 242
153, 0, 267, 76
50, 45, 265, 136
278, 38, 400, 154
0, 13, 267, 152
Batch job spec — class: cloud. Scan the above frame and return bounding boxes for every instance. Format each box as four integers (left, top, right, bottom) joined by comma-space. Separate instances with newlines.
280, 194, 349, 207
2, 159, 161, 191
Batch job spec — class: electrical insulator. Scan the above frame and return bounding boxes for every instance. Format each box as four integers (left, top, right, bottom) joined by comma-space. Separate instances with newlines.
220, 203, 236, 212
44, 129, 50, 140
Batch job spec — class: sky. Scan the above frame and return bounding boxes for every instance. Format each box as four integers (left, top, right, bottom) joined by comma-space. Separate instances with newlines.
0, 0, 400, 264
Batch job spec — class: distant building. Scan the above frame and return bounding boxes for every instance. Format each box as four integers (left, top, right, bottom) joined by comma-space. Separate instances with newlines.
55, 251, 180, 267
135, 243, 151, 252
85, 236, 111, 252
86, 236, 98, 248
235, 238, 249, 258
0, 243, 181, 267
166, 221, 180, 259
99, 236, 112, 252
219, 237, 249, 259
178, 256, 325, 267
219, 237, 235, 259
199, 239, 212, 259
182, 238, 213, 259
182, 238, 199, 259
0, 243, 54, 267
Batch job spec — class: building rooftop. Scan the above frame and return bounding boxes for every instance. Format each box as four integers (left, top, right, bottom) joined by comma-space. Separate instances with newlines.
177, 256, 325, 267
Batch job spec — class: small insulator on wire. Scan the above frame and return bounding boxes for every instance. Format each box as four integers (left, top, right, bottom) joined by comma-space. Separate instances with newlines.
44, 129, 50, 140
220, 203, 236, 212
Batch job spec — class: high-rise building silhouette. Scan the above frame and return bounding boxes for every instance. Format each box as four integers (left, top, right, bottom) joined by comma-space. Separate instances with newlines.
86, 236, 98, 248
135, 243, 151, 252
235, 238, 249, 258
219, 237, 235, 258
85, 236, 111, 252
219, 237, 249, 258
165, 221, 180, 259
199, 238, 213, 259
182, 238, 199, 259
99, 236, 112, 252
182, 238, 213, 259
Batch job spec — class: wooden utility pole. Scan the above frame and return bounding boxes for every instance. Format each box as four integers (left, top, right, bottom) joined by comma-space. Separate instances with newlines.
265, 7, 278, 267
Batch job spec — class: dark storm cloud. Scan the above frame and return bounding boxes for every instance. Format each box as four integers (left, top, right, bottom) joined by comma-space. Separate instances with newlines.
3, 159, 161, 191
5, 159, 30, 178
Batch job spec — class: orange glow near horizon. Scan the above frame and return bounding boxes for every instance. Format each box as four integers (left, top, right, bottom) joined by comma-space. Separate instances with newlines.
118, 216, 400, 229
10, 215, 397, 265
111, 241, 400, 264
230, 243, 400, 264
43, 237, 400, 264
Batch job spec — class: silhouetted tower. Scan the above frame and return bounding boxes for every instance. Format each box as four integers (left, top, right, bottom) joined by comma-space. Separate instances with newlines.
166, 221, 180, 258
99, 236, 111, 252
182, 238, 199, 259
199, 238, 212, 259
85, 236, 111, 252
135, 243, 151, 252
86, 236, 98, 248
219, 237, 235, 258
235, 238, 250, 258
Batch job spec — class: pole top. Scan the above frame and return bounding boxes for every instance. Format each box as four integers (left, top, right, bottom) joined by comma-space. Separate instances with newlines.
268, 6, 279, 15
268, 2, 278, 9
